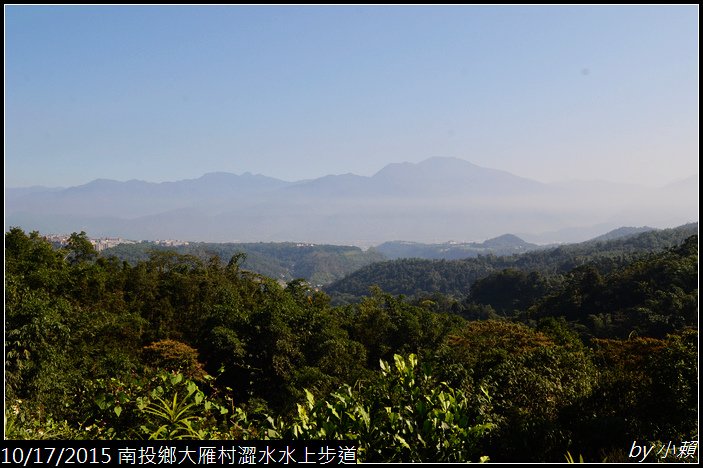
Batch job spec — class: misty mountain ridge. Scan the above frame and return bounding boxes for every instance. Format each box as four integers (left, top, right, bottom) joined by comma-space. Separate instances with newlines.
586, 226, 658, 243
6, 157, 697, 244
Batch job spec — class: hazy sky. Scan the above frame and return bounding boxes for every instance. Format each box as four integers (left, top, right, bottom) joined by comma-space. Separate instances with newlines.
5, 6, 699, 188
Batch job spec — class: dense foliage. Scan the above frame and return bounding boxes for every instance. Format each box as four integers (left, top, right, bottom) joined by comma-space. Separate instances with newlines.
527, 235, 698, 338
5, 227, 698, 462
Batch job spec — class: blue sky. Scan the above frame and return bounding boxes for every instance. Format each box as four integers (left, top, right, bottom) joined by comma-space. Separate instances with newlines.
5, 6, 699, 187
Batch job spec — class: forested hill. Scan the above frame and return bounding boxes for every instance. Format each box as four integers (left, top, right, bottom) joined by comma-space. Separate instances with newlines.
101, 241, 385, 285
586, 226, 656, 242
375, 233, 540, 260
325, 222, 698, 300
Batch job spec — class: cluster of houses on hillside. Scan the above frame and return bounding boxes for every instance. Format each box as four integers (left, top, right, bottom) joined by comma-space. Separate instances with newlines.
43, 234, 188, 252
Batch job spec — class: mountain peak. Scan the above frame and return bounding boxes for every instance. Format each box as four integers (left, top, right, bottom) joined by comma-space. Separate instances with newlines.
373, 157, 482, 179
482, 233, 534, 249
419, 156, 479, 166
369, 157, 544, 198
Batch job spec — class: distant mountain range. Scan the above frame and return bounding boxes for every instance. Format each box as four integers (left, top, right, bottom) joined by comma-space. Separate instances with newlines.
6, 157, 698, 244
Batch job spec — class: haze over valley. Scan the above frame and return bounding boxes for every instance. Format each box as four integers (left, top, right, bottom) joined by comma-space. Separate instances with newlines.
6, 157, 697, 245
